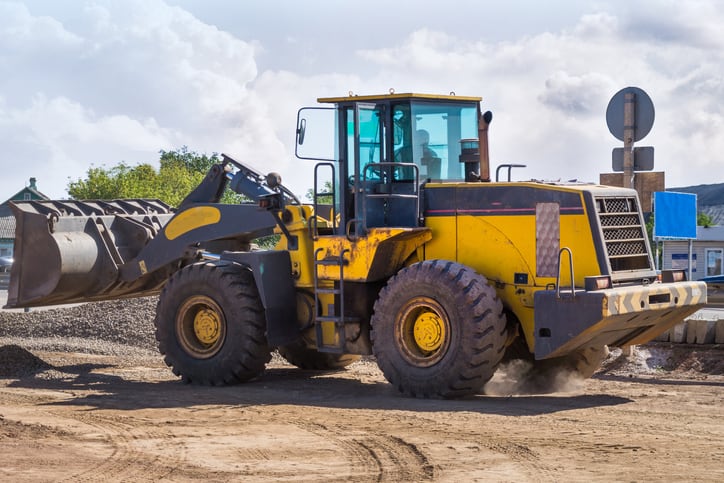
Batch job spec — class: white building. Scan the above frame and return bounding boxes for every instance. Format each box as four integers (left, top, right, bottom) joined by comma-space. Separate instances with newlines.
661, 225, 724, 280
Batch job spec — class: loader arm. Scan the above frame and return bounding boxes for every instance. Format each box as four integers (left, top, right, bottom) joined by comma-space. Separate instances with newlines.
119, 203, 276, 282
5, 156, 294, 309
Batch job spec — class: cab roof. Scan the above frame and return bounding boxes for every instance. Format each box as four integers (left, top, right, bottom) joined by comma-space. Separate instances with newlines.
317, 92, 482, 104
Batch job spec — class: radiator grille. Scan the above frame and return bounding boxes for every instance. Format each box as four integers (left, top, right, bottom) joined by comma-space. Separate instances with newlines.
595, 197, 652, 273
599, 214, 639, 227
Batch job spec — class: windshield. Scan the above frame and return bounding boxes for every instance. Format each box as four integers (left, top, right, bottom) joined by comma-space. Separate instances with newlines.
393, 101, 478, 181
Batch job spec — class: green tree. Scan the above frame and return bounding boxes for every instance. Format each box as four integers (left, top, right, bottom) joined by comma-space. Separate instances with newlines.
67, 147, 277, 247
697, 212, 714, 227
305, 180, 334, 204
67, 147, 241, 207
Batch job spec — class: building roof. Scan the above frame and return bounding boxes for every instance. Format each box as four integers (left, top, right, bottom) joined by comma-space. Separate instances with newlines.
1, 177, 50, 206
0, 177, 50, 223
697, 225, 724, 242
0, 216, 15, 239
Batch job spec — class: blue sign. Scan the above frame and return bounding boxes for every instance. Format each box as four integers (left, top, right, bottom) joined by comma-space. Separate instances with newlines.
653, 192, 697, 240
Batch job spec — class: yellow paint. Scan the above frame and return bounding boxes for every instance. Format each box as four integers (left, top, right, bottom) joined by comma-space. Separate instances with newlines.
422, 216, 456, 261
422, 183, 603, 350
313, 227, 432, 282
274, 205, 316, 288
270, 183, 693, 358
165, 206, 221, 241
320, 321, 338, 346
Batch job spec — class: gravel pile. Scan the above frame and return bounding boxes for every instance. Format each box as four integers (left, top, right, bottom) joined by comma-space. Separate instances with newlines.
0, 344, 53, 378
0, 296, 160, 355
0, 296, 288, 372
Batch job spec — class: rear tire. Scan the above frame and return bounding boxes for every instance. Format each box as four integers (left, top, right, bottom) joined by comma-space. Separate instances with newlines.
155, 261, 271, 385
371, 260, 507, 398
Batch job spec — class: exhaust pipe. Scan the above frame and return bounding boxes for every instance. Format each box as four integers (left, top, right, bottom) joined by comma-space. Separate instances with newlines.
478, 110, 493, 182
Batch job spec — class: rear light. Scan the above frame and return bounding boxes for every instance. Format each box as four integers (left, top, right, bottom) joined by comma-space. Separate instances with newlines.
661, 269, 687, 283
585, 275, 612, 291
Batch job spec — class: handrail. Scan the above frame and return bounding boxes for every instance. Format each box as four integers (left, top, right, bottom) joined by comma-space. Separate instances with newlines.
556, 247, 575, 299
312, 162, 336, 238
495, 163, 527, 182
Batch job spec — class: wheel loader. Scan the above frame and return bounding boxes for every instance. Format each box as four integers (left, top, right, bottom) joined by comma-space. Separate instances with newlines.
5, 92, 706, 397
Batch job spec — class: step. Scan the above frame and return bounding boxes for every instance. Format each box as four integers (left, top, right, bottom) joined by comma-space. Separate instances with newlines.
315, 315, 361, 324
316, 258, 348, 266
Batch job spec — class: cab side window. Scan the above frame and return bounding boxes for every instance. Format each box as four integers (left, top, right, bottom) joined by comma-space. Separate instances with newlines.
347, 105, 384, 181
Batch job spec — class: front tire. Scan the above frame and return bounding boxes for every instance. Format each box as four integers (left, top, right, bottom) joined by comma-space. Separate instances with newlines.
371, 260, 507, 398
155, 261, 271, 385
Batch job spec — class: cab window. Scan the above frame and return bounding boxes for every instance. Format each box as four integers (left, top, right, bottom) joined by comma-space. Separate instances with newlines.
347, 105, 384, 181
393, 101, 478, 181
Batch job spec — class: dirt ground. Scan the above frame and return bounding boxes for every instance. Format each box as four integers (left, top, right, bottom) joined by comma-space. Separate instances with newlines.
0, 344, 722, 482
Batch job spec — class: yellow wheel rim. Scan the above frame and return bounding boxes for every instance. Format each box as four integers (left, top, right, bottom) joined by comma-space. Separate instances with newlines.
177, 295, 226, 359
396, 296, 450, 367
193, 308, 222, 345
413, 311, 445, 352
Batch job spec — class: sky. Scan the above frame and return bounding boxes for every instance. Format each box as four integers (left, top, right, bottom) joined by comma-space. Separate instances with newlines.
1, 0, 722, 201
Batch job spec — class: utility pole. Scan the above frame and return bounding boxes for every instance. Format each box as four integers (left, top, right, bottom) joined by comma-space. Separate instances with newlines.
623, 92, 635, 190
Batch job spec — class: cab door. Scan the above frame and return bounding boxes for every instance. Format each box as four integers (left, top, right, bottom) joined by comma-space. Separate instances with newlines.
347, 103, 386, 234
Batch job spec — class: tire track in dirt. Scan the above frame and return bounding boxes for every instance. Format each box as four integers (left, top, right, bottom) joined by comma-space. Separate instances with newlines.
296, 421, 435, 481
0, 389, 183, 480
460, 431, 557, 480
59, 411, 187, 482
401, 412, 557, 481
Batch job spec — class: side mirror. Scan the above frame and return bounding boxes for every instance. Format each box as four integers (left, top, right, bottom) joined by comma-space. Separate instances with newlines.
295, 107, 336, 161
297, 118, 306, 145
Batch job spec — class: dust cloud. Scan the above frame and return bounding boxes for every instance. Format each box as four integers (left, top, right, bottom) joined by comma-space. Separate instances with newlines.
483, 359, 585, 396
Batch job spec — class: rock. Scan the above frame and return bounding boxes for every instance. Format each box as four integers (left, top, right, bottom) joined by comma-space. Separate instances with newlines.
692, 320, 717, 344
670, 322, 687, 343
716, 320, 724, 344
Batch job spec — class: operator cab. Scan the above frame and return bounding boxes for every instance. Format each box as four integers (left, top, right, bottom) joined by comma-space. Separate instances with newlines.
296, 92, 483, 236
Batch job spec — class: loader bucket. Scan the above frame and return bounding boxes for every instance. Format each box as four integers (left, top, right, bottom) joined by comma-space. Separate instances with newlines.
5, 199, 175, 309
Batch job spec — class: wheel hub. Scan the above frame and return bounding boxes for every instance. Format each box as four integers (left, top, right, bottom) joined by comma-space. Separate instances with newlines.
177, 295, 226, 359
396, 296, 450, 367
193, 308, 221, 345
413, 311, 445, 352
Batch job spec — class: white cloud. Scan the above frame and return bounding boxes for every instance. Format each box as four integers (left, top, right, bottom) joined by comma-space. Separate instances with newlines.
351, 4, 724, 187
0, 0, 261, 197
0, 1, 82, 48
571, 12, 619, 37
0, 0, 723, 201
539, 71, 613, 115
